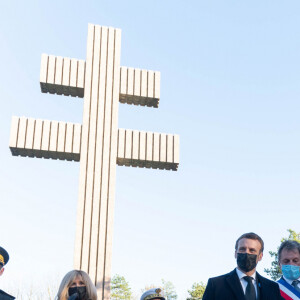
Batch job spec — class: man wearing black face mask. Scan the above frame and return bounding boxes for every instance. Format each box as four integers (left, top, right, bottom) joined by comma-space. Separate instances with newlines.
202, 232, 282, 300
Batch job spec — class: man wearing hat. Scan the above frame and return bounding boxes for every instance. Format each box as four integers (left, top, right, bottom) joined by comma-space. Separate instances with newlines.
140, 288, 165, 300
0, 247, 15, 300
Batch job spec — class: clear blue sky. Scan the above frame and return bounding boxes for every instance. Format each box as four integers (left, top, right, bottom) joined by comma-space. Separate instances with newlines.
1, 1, 300, 299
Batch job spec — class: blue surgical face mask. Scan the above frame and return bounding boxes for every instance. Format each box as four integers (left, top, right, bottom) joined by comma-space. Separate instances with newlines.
281, 264, 300, 280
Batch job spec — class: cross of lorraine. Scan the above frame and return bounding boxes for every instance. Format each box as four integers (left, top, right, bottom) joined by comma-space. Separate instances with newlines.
9, 24, 180, 300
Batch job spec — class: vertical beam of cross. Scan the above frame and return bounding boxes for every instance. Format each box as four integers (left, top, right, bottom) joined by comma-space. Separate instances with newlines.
9, 24, 180, 300
74, 25, 121, 297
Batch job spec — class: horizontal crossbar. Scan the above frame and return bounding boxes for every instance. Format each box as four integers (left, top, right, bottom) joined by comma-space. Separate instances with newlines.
117, 129, 179, 171
9, 117, 179, 171
119, 67, 160, 108
9, 116, 81, 161
40, 54, 85, 98
40, 54, 160, 107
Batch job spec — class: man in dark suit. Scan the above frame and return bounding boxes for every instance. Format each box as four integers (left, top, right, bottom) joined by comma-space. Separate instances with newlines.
277, 240, 300, 299
202, 232, 282, 300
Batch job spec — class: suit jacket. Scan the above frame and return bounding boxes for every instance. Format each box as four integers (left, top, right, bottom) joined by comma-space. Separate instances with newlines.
202, 269, 282, 300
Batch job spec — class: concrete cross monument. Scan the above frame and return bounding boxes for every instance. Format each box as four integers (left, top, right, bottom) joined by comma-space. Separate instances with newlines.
9, 24, 179, 299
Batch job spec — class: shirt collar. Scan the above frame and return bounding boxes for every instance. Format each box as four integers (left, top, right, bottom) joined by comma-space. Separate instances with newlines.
283, 275, 297, 285
236, 267, 257, 281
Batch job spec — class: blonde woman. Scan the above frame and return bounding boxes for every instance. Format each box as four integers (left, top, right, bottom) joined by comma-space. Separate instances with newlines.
56, 270, 97, 300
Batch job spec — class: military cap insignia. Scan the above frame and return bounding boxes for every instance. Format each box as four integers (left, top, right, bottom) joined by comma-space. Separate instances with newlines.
0, 247, 9, 266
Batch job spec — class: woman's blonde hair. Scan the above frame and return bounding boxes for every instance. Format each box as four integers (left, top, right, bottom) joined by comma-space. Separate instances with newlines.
56, 270, 97, 300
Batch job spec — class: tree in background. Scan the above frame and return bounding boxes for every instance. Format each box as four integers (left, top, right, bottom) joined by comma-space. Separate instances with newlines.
264, 229, 300, 280
111, 274, 132, 300
187, 282, 206, 300
161, 279, 177, 300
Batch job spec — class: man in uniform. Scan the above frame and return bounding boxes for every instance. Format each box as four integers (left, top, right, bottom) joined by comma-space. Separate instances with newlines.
277, 240, 300, 299
0, 246, 15, 300
140, 288, 165, 300
202, 232, 282, 300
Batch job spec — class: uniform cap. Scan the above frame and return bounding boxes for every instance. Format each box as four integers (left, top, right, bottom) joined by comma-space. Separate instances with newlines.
140, 288, 165, 300
0, 247, 9, 266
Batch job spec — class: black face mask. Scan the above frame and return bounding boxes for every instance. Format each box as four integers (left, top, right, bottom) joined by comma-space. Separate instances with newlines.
236, 253, 258, 272
68, 286, 87, 300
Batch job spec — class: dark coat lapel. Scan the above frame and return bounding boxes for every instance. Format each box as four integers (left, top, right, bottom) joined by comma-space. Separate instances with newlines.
225, 269, 245, 300
256, 272, 268, 300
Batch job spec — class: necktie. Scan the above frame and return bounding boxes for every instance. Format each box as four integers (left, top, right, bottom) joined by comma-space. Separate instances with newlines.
244, 276, 256, 300
292, 280, 300, 293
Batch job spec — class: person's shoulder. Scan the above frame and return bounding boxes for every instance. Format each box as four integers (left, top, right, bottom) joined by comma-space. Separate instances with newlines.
208, 270, 236, 283
0, 289, 15, 300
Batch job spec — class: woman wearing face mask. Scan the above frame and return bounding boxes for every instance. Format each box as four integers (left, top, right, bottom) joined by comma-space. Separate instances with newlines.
56, 270, 97, 300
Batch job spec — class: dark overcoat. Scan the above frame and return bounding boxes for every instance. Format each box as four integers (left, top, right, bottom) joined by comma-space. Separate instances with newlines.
202, 269, 283, 300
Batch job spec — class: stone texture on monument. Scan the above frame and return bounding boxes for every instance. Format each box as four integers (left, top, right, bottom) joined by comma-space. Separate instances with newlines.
9, 23, 180, 300
119, 67, 160, 107
9, 116, 81, 161
117, 129, 179, 170
40, 54, 85, 97
40, 55, 160, 107
10, 118, 178, 169
40, 54, 85, 98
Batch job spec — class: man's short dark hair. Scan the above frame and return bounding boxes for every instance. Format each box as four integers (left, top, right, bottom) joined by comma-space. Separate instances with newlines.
235, 232, 264, 253
278, 240, 300, 262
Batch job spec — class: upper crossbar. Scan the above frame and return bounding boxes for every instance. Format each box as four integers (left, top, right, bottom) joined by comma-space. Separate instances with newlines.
40, 54, 160, 107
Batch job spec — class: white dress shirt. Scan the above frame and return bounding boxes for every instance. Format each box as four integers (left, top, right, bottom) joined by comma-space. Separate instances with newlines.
236, 268, 258, 297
